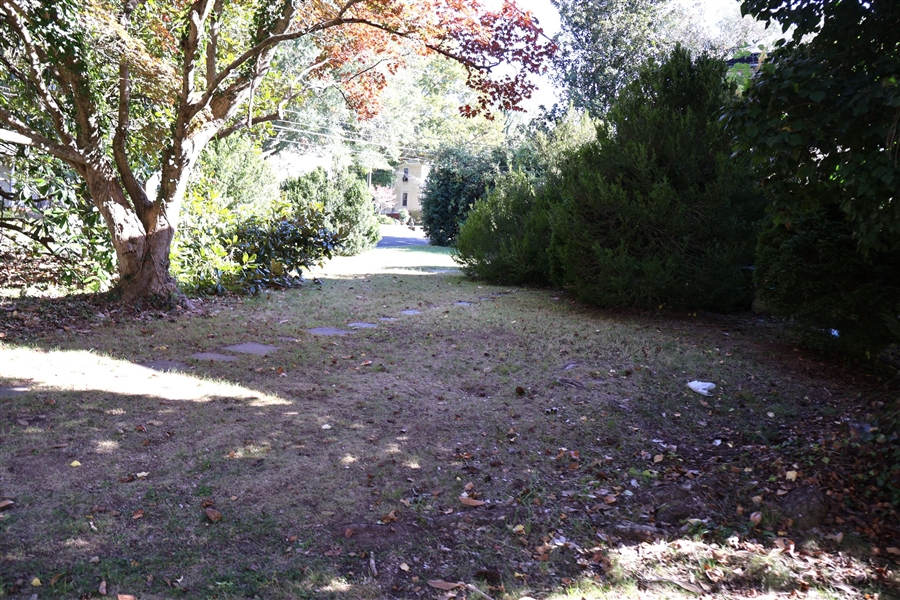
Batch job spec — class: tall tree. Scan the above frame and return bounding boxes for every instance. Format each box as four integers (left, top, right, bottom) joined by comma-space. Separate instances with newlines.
0, 0, 553, 301
551, 0, 665, 115
551, 0, 776, 115
730, 0, 900, 251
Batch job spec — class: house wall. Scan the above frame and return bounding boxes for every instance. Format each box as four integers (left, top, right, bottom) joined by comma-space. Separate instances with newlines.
393, 161, 429, 213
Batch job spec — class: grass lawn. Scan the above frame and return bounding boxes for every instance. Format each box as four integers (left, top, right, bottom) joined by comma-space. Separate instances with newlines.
0, 244, 898, 599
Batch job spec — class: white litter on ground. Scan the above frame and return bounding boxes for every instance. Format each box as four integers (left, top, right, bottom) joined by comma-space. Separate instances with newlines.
687, 381, 716, 396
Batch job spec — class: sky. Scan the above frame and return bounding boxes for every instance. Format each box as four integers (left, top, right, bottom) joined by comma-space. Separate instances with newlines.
514, 0, 748, 112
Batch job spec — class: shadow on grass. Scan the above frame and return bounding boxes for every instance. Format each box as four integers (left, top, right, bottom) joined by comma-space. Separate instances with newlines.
1, 268, 898, 599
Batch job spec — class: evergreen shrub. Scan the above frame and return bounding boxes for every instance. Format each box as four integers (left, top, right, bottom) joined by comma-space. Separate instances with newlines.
755, 208, 900, 359
281, 168, 380, 256
454, 171, 553, 284
421, 146, 504, 246
550, 46, 764, 311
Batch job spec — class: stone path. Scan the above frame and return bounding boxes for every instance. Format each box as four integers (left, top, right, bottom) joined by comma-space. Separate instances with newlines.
138, 294, 482, 371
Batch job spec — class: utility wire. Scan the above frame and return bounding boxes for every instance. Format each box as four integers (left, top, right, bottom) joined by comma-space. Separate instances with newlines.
272, 122, 428, 154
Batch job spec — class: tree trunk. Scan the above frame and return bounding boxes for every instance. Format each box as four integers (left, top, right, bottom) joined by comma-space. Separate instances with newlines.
83, 165, 179, 303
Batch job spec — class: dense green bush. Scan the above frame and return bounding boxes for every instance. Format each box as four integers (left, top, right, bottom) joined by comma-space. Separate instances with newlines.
172, 185, 340, 295
172, 139, 343, 294
281, 168, 380, 256
0, 154, 116, 292
454, 171, 553, 284
549, 46, 764, 311
226, 209, 343, 294
454, 107, 595, 283
755, 208, 900, 358
420, 146, 506, 246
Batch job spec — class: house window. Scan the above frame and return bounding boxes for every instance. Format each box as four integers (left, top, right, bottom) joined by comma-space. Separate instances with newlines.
402, 167, 409, 182
402, 192, 408, 207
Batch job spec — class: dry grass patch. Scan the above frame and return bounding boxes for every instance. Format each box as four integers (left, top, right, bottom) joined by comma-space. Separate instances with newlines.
0, 245, 898, 599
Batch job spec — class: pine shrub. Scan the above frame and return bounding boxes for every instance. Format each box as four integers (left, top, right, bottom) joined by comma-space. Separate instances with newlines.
755, 208, 900, 358
549, 46, 764, 311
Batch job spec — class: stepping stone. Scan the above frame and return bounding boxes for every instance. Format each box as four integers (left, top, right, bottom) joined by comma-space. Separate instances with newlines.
455, 301, 473, 306
400, 309, 421, 315
190, 352, 237, 362
348, 322, 377, 329
222, 342, 279, 356
141, 360, 190, 372
379, 317, 395, 322
0, 385, 30, 397
307, 327, 351, 336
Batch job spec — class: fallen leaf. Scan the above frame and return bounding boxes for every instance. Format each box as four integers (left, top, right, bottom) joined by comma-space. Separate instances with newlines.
344, 528, 355, 538
773, 537, 796, 556
31, 578, 41, 587
428, 580, 464, 591
751, 495, 762, 504
90, 556, 100, 563
886, 547, 900, 556
99, 580, 107, 595
460, 496, 486, 507
380, 510, 398, 523
653, 454, 664, 463
70, 460, 81, 467
361, 360, 373, 366
276, 366, 285, 375
205, 508, 222, 522
200, 499, 215, 508
321, 424, 332, 430
516, 386, 525, 396
117, 595, 137, 600
464, 482, 475, 491
785, 470, 798, 481
749, 511, 762, 526
603, 495, 617, 505
400, 563, 410, 572
118, 475, 135, 483
132, 509, 144, 520
136, 472, 149, 479
0, 500, 13, 510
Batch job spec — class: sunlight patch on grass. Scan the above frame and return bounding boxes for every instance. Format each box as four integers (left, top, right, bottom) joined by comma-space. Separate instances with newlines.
0, 346, 290, 405
320, 577, 352, 592
93, 440, 119, 454
310, 245, 457, 278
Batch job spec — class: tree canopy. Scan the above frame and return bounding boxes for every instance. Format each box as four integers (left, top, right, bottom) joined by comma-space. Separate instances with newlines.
730, 0, 900, 251
0, 0, 554, 300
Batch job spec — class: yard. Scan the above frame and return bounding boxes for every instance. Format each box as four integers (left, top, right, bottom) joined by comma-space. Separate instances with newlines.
0, 244, 897, 599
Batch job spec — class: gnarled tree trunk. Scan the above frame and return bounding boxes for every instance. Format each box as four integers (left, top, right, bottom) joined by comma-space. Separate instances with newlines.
83, 164, 180, 303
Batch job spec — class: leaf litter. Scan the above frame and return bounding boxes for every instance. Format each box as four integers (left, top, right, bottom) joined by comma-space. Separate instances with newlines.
0, 250, 898, 598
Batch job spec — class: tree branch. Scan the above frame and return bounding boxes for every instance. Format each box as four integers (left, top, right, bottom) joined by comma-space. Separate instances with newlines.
0, 1, 75, 147
113, 1, 151, 222
181, 0, 217, 103
0, 108, 87, 166
214, 110, 284, 140
0, 216, 57, 255
206, 0, 225, 89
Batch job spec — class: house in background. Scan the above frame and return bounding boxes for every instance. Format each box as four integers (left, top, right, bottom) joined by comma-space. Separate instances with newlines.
393, 160, 429, 213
